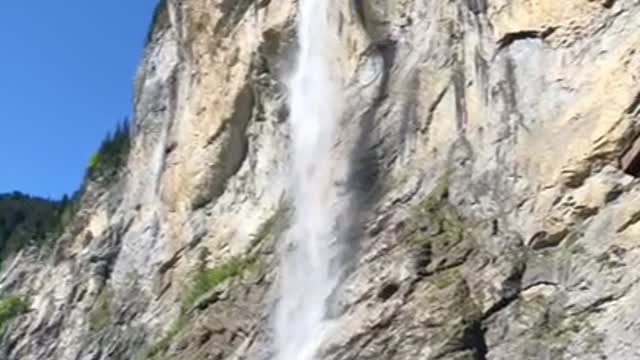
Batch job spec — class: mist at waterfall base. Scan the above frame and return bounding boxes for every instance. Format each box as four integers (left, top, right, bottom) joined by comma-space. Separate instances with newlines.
273, 0, 345, 360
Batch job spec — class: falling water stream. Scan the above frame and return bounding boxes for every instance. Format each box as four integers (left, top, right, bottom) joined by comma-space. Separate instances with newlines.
274, 0, 344, 359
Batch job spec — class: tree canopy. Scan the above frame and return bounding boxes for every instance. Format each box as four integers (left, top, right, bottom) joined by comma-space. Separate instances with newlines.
0, 192, 61, 261
87, 118, 131, 179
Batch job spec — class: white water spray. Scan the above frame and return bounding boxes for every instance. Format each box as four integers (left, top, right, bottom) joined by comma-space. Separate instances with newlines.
274, 0, 344, 360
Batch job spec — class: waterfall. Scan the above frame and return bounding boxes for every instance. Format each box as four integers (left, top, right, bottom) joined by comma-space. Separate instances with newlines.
274, 0, 344, 359
152, 121, 169, 196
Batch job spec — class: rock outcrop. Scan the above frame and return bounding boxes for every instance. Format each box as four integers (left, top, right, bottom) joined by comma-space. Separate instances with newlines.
2, 0, 640, 359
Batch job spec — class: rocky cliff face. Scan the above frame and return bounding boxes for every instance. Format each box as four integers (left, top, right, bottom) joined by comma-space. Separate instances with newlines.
2, 0, 640, 359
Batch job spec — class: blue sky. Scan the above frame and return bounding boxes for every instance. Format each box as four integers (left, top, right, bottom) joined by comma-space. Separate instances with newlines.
0, 0, 158, 199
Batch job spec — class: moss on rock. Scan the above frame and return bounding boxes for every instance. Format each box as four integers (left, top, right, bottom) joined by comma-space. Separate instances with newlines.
0, 293, 29, 330
401, 175, 468, 249
89, 288, 112, 332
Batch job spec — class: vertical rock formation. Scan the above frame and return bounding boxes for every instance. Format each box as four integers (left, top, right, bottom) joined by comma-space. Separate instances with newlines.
2, 0, 640, 359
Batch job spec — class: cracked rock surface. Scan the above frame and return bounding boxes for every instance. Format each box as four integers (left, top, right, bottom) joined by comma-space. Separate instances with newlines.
2, 0, 640, 359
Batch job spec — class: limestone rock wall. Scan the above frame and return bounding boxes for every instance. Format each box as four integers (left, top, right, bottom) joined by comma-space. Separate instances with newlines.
2, 1, 640, 359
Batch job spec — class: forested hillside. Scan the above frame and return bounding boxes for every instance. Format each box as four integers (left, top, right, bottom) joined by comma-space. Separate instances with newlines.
0, 193, 61, 262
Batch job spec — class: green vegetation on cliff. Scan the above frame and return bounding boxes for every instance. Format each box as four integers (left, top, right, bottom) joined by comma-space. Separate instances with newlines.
87, 119, 131, 179
182, 256, 250, 312
134, 206, 288, 360
145, 0, 169, 45
88, 288, 112, 332
0, 293, 30, 330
